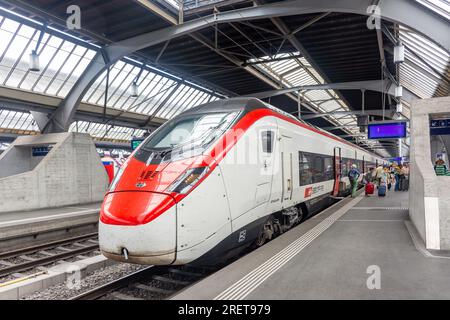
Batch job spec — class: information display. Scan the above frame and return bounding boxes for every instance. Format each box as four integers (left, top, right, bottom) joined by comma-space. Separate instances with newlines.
430, 119, 450, 135
368, 122, 407, 139
32, 146, 50, 157
131, 138, 145, 150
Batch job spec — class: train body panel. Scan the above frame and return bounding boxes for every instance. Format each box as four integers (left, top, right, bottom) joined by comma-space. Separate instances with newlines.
99, 98, 385, 265
175, 165, 232, 264
99, 203, 177, 264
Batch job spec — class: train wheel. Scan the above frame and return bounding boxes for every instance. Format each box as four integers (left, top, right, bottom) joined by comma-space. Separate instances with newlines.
254, 218, 274, 247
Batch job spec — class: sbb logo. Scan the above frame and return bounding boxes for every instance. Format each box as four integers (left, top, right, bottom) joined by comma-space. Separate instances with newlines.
304, 187, 313, 198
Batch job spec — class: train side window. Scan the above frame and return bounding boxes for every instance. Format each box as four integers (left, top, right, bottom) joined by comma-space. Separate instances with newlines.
261, 131, 274, 153
324, 156, 334, 180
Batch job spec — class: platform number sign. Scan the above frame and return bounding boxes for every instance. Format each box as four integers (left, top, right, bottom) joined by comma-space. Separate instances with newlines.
430, 119, 450, 135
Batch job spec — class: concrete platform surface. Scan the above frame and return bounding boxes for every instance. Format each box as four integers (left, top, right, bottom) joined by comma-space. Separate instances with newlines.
0, 202, 101, 226
172, 191, 450, 300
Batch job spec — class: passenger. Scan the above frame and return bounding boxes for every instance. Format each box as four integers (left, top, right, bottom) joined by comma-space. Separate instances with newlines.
380, 167, 389, 190
373, 165, 384, 187
384, 166, 393, 191
394, 165, 401, 191
348, 164, 361, 198
365, 168, 374, 184
400, 164, 409, 191
434, 158, 448, 176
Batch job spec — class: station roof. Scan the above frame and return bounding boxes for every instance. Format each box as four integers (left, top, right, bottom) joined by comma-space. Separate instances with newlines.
0, 0, 448, 157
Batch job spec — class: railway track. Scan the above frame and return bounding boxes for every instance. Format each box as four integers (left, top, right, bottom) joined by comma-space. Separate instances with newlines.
70, 265, 215, 300
0, 233, 100, 279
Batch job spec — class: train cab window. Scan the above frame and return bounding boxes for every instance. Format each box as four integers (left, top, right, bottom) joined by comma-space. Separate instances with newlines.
261, 131, 274, 153
140, 111, 238, 152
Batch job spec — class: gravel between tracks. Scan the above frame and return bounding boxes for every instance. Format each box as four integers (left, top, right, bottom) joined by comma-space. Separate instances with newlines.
22, 260, 147, 300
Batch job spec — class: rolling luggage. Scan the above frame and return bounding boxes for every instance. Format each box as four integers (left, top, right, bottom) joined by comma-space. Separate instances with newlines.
365, 182, 374, 195
378, 184, 387, 197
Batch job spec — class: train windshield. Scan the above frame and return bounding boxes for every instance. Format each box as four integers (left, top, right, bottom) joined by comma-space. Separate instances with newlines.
141, 111, 239, 154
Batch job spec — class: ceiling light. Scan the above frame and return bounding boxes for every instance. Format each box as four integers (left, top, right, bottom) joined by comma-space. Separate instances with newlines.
395, 86, 403, 98
29, 50, 40, 72
130, 81, 139, 97
394, 43, 405, 64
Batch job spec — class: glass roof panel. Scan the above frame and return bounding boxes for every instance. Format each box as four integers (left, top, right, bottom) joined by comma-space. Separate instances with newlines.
399, 26, 449, 99
0, 10, 223, 142
416, 0, 450, 21
69, 121, 146, 142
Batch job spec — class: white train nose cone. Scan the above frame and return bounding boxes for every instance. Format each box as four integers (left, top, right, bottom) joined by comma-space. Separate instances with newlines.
99, 205, 177, 265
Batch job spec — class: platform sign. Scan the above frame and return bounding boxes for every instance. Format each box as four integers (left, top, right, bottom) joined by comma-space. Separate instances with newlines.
131, 138, 145, 150
368, 122, 407, 139
32, 146, 50, 157
430, 118, 450, 135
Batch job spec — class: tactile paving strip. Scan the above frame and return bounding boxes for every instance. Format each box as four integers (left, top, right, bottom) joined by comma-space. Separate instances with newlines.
350, 207, 409, 211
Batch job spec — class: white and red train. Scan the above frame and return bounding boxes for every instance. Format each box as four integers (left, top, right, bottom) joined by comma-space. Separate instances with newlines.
99, 98, 384, 265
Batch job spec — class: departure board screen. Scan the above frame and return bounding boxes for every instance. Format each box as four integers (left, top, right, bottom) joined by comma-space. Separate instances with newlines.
368, 122, 407, 139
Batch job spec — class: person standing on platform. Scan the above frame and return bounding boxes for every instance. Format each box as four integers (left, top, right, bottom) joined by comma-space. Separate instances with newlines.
348, 164, 361, 198
394, 165, 401, 191
401, 164, 410, 191
434, 158, 448, 176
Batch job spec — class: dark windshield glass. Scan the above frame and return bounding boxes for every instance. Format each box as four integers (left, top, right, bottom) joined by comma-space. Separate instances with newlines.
141, 111, 239, 152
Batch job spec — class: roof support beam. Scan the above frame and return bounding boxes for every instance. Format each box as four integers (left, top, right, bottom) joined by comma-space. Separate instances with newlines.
45, 0, 448, 133
248, 79, 419, 103
301, 109, 396, 120
136, 0, 178, 25
0, 87, 163, 130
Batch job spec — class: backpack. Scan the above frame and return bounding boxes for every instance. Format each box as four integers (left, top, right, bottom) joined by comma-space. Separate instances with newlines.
348, 168, 359, 181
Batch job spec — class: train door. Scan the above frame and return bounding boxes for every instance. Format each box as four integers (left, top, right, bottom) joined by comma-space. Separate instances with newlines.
362, 156, 365, 174
255, 129, 276, 207
281, 134, 294, 203
333, 147, 342, 196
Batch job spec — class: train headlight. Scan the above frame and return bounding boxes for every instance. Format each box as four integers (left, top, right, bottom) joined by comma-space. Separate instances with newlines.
168, 167, 209, 194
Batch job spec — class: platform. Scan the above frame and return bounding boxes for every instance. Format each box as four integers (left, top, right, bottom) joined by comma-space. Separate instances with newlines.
0, 202, 101, 251
172, 191, 450, 300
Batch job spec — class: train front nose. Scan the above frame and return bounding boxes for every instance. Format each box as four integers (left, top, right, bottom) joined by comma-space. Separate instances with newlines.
99, 191, 177, 265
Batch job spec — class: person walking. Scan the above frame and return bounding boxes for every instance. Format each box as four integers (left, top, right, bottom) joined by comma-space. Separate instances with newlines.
378, 167, 389, 197
348, 164, 361, 198
373, 164, 384, 187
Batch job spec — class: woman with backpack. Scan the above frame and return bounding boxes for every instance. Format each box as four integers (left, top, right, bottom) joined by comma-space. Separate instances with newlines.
348, 164, 361, 198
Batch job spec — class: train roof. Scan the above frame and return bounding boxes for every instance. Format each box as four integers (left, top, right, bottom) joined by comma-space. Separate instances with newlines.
179, 97, 383, 160
180, 97, 266, 115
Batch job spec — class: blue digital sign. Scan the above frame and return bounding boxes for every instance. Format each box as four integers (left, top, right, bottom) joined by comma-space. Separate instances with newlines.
368, 122, 407, 139
32, 146, 50, 157
430, 119, 450, 135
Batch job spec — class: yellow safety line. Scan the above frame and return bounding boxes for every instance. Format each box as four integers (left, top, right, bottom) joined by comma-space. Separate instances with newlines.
0, 271, 46, 288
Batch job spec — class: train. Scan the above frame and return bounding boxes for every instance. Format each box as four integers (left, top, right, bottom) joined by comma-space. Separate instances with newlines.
99, 98, 385, 265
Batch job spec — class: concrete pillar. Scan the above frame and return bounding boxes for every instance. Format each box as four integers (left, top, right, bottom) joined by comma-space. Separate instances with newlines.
0, 132, 109, 213
409, 96, 450, 250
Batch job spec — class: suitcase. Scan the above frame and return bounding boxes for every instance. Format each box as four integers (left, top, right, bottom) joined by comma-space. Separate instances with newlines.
365, 182, 374, 195
378, 184, 387, 197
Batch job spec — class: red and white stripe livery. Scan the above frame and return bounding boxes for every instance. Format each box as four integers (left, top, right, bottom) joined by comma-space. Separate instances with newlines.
99, 98, 384, 265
